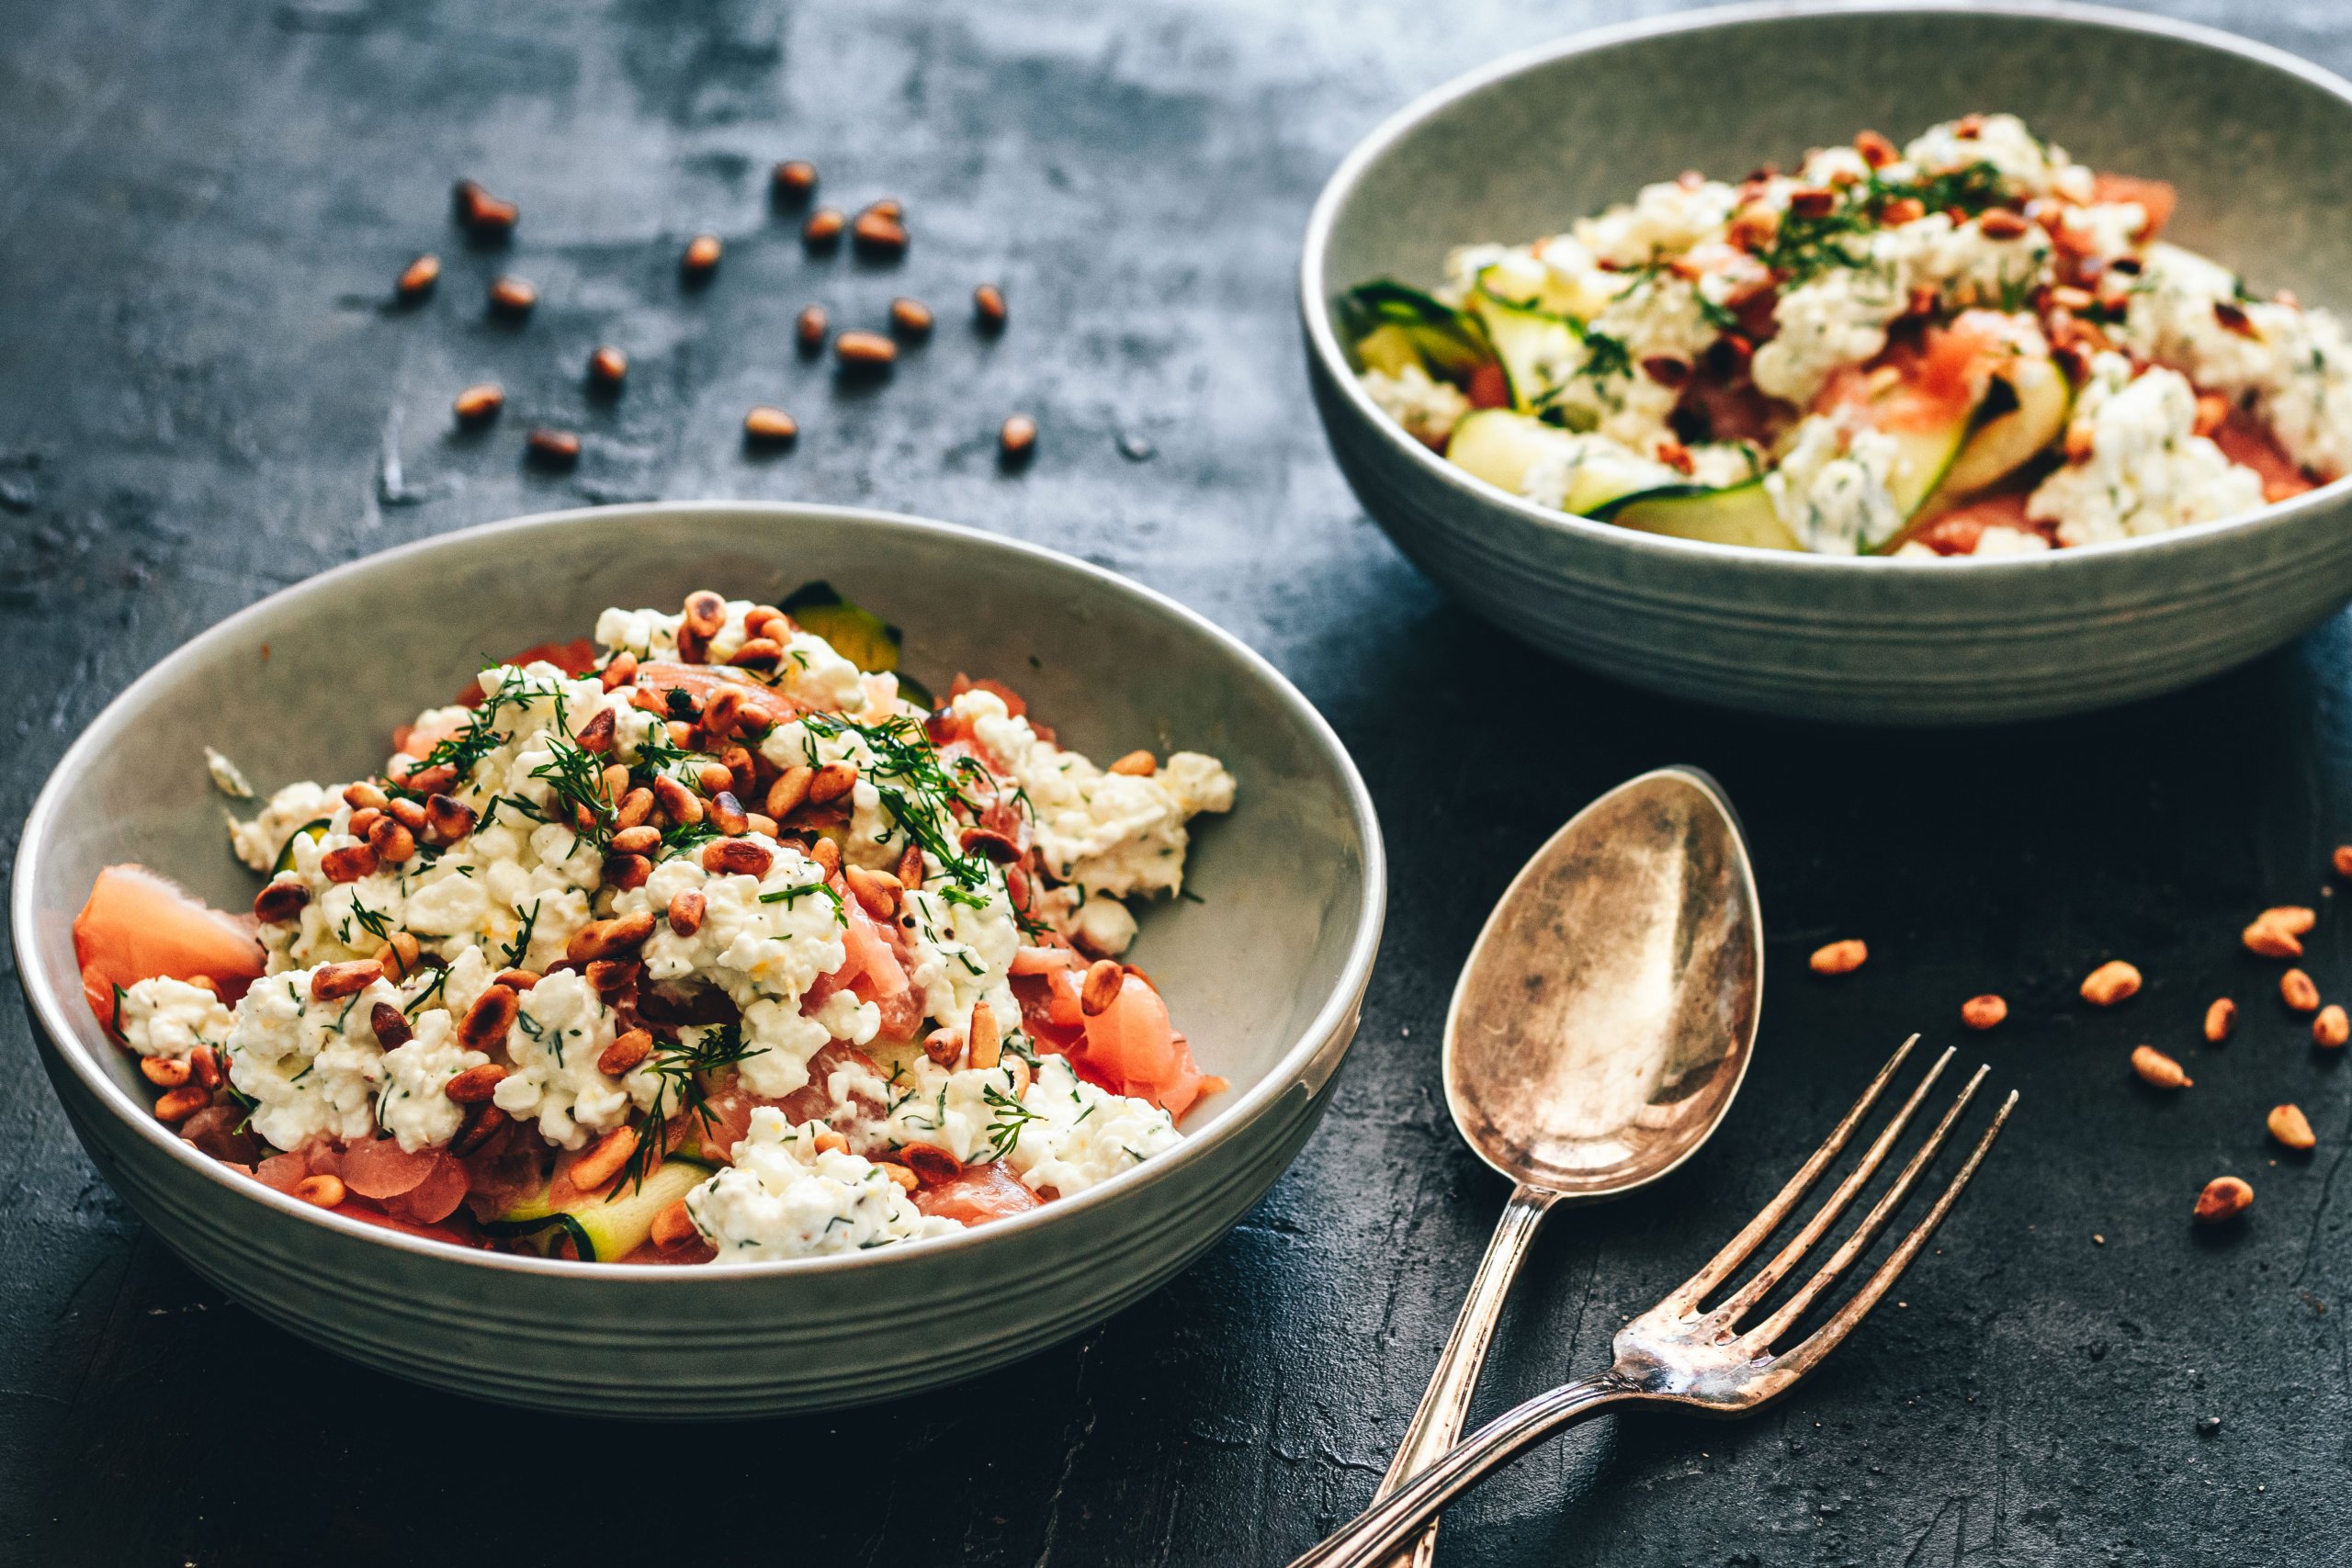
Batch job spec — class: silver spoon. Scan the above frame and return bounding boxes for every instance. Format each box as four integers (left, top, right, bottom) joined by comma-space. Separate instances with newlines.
1372, 765, 1763, 1567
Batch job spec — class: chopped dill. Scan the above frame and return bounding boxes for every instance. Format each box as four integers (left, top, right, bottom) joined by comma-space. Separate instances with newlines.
501, 900, 542, 969
981, 1082, 1044, 1159
611, 1021, 766, 1195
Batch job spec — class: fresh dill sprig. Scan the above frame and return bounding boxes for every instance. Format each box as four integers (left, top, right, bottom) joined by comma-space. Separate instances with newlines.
611, 1021, 768, 1196
981, 1082, 1045, 1160
502, 900, 542, 970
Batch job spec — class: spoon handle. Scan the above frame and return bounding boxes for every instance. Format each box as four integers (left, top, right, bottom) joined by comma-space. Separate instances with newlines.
1370, 1180, 1561, 1567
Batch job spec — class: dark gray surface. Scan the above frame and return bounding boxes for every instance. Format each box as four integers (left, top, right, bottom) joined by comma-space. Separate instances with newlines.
1, 2, 2346, 1563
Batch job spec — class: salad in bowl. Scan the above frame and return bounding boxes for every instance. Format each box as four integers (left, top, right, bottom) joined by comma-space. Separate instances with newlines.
74, 585, 1235, 1266
1341, 112, 2346, 558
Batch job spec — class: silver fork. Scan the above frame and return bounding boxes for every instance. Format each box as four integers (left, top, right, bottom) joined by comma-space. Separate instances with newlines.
1287, 1037, 2015, 1568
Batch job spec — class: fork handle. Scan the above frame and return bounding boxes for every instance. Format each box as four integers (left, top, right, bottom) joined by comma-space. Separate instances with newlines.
1288, 1370, 1639, 1568
1369, 1182, 1560, 1568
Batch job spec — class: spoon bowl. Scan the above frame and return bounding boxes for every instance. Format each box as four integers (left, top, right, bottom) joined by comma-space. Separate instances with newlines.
1446, 767, 1762, 1195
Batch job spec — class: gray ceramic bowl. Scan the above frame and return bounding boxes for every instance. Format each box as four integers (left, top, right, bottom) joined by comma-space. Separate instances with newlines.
1302, 2, 2352, 724
13, 502, 1385, 1417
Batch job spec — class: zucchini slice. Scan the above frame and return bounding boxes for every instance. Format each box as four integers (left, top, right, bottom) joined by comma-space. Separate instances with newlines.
1933, 357, 2071, 501
484, 1156, 711, 1262
272, 818, 333, 875
1333, 281, 1500, 388
1466, 292, 1581, 413
1611, 479, 1805, 552
779, 581, 932, 707
1446, 410, 1680, 516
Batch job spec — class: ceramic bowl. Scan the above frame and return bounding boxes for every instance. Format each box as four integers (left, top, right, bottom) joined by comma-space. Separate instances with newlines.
13, 502, 1385, 1417
1301, 2, 2352, 724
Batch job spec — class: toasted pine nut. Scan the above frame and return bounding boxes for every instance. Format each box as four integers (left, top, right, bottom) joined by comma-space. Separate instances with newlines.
397, 253, 440, 301
610, 824, 662, 856
2194, 1175, 2253, 1224
795, 305, 828, 355
959, 825, 1020, 863
311, 959, 383, 1000
974, 282, 1007, 329
1081, 959, 1125, 1016
1107, 750, 1158, 777
386, 796, 427, 831
2269, 1103, 2318, 1150
744, 405, 799, 445
458, 987, 519, 1051
1978, 208, 2030, 239
802, 208, 845, 249
2192, 391, 2230, 437
572, 707, 616, 758
424, 793, 478, 841
2244, 919, 2303, 958
154, 1086, 210, 1122
189, 1043, 220, 1089
808, 760, 858, 804
813, 1129, 850, 1155
450, 1101, 508, 1156
694, 760, 735, 795
729, 637, 785, 670
897, 843, 925, 891
702, 838, 774, 878
571, 1125, 640, 1192
492, 968, 540, 990
600, 1028, 653, 1077
446, 1063, 509, 1104
1788, 186, 1837, 218
254, 878, 310, 924
851, 210, 909, 256
653, 775, 704, 827
922, 1028, 962, 1066
863, 199, 904, 222
141, 1055, 192, 1088
968, 1001, 1001, 1071
652, 1198, 701, 1250
2263, 906, 2318, 936
875, 1161, 919, 1191
585, 344, 628, 390
766, 764, 815, 818
1952, 112, 1986, 138
322, 843, 379, 883
2283, 968, 2322, 1012
616, 786, 655, 830
368, 815, 417, 864
526, 428, 581, 467
746, 812, 778, 837
567, 910, 657, 963
2131, 1044, 2191, 1089
1960, 994, 2007, 1032
834, 329, 898, 368
2204, 998, 2238, 1043
1000, 413, 1037, 460
844, 865, 901, 919
1809, 939, 1868, 976
809, 836, 842, 877
681, 232, 722, 280
377, 930, 422, 981
488, 275, 537, 316
666, 889, 706, 937
371, 1001, 413, 1049
2317, 1004, 2350, 1047
604, 852, 651, 891
292, 1174, 347, 1209
2079, 960, 2141, 1006
889, 297, 933, 338
898, 1142, 962, 1185
453, 178, 517, 235
773, 159, 819, 200
344, 780, 390, 810
2335, 844, 2352, 879
347, 807, 386, 839
1853, 130, 1897, 167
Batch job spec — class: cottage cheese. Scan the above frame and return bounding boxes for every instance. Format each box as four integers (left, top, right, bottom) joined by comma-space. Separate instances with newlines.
1901, 114, 2094, 204
1572, 178, 1739, 268
685, 1108, 953, 1258
224, 966, 404, 1152
2027, 358, 2266, 546
376, 1009, 487, 1153
1004, 1055, 1182, 1197
1765, 417, 1907, 554
115, 976, 235, 1059
1360, 364, 1471, 446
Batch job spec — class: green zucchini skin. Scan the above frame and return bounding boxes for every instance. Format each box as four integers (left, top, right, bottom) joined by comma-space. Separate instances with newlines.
485, 1157, 712, 1262
1334, 280, 1499, 388
272, 818, 333, 874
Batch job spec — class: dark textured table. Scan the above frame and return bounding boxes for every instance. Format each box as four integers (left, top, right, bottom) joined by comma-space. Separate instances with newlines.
6, 2, 2350, 1563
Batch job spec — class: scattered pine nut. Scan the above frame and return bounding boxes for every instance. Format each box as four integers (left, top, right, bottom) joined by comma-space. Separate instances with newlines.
802, 208, 845, 250
310, 959, 384, 1001
1809, 939, 1868, 976
851, 209, 909, 256
968, 1000, 1001, 1069
2317, 1004, 2350, 1047
923, 1028, 962, 1066
453, 179, 517, 238
1000, 413, 1038, 461
1960, 994, 2007, 1032
651, 1198, 701, 1251
153, 1086, 210, 1122
2131, 1043, 2191, 1089
1853, 130, 1897, 167
667, 888, 706, 937
2334, 844, 2352, 879
488, 275, 538, 317
453, 382, 505, 424
876, 1161, 919, 1191
1107, 750, 1158, 777
773, 159, 819, 201
141, 1055, 192, 1088
2261, 906, 2317, 936
2282, 968, 2321, 1012
570, 1125, 639, 1192
863, 198, 904, 222
292, 1174, 347, 1209
396, 254, 440, 301
2268, 1103, 2318, 1150
764, 764, 814, 818
600, 1029, 653, 1077
808, 760, 859, 804
526, 428, 581, 468
2244, 917, 2304, 959
588, 345, 628, 389
834, 329, 897, 368
797, 304, 829, 355
743, 405, 798, 446
1081, 959, 1125, 1016
681, 232, 723, 281
889, 297, 933, 338
2193, 1175, 2253, 1224
2204, 997, 2238, 1043
2079, 960, 2141, 1007
974, 282, 1007, 329
446, 1063, 508, 1104
1979, 208, 2030, 240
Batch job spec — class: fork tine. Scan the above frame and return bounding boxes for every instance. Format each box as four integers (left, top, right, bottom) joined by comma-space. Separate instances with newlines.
1739, 1063, 1987, 1348
1664, 1034, 1919, 1311
1761, 1087, 2018, 1376
1706, 1048, 1957, 1326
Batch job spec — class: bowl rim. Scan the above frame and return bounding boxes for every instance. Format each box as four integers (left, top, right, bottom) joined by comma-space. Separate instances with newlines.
1298, 0, 2352, 570
12, 500, 1390, 1280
